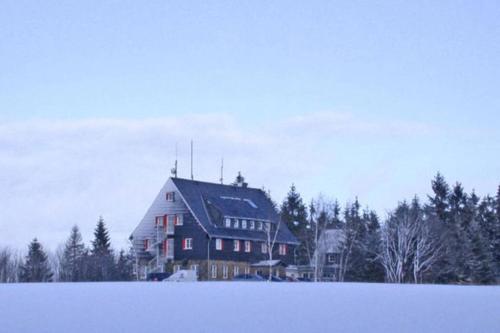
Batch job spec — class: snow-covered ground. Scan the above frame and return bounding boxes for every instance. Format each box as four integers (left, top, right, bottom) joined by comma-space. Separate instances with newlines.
0, 282, 499, 333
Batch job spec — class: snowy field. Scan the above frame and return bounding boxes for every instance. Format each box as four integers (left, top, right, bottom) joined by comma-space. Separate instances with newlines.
0, 282, 499, 333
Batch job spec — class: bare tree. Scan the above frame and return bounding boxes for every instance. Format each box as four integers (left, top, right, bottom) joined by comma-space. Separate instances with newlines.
0, 247, 11, 282
380, 201, 440, 283
412, 216, 441, 283
264, 219, 281, 281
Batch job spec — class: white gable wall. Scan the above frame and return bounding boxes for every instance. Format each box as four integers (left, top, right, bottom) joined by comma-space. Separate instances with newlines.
130, 178, 189, 251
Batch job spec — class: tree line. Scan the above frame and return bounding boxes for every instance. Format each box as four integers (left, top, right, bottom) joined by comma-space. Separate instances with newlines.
0, 217, 134, 283
1, 172, 498, 284
281, 173, 500, 284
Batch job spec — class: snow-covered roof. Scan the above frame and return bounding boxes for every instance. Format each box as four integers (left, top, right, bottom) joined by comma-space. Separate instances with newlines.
251, 260, 285, 267
316, 229, 344, 254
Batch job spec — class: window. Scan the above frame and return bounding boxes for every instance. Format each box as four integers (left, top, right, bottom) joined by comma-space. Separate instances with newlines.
155, 216, 164, 226
225, 218, 231, 228
233, 219, 239, 228
211, 264, 217, 279
257, 221, 262, 230
166, 192, 175, 202
328, 253, 339, 264
183, 238, 193, 250
244, 241, 251, 253
174, 214, 183, 226
168, 215, 175, 227
234, 266, 239, 276
249, 220, 255, 229
261, 243, 268, 254
279, 244, 287, 255
222, 265, 228, 279
275, 269, 280, 277
216, 238, 223, 251
242, 220, 247, 229
244, 266, 250, 275
174, 264, 181, 273
233, 240, 240, 252
144, 239, 150, 250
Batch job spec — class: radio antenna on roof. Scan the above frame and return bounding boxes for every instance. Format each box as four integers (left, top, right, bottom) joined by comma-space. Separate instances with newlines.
190, 140, 194, 180
220, 158, 224, 184
171, 143, 178, 178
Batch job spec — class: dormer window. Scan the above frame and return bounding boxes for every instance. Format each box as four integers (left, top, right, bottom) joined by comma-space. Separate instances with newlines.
249, 220, 255, 229
225, 218, 231, 228
233, 219, 239, 229
166, 192, 175, 202
257, 221, 262, 230
242, 220, 247, 229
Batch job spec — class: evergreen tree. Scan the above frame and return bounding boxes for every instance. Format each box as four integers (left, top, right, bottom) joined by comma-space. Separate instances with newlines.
426, 173, 455, 283
19, 238, 53, 282
115, 249, 134, 281
363, 210, 385, 282
280, 185, 309, 265
90, 216, 116, 281
343, 199, 369, 281
60, 225, 86, 282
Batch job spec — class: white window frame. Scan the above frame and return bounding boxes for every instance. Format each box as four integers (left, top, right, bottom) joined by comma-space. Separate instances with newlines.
244, 241, 251, 253
211, 264, 217, 279
242, 220, 247, 229
233, 219, 239, 229
249, 220, 255, 229
222, 265, 228, 279
184, 238, 193, 250
244, 266, 250, 275
176, 214, 183, 226
215, 238, 223, 251
257, 221, 263, 230
166, 192, 175, 202
225, 218, 231, 228
234, 265, 239, 277
233, 240, 240, 252
261, 243, 267, 254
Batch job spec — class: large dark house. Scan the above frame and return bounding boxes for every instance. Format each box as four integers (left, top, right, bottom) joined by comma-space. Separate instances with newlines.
130, 175, 299, 280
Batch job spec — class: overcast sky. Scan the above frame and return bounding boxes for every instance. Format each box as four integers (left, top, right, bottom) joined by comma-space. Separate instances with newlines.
1, 1, 499, 251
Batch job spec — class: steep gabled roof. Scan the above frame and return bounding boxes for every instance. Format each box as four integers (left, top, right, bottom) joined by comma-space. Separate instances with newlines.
172, 178, 299, 245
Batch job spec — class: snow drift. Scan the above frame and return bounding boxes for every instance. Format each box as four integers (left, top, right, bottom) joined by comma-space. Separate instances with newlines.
0, 282, 498, 333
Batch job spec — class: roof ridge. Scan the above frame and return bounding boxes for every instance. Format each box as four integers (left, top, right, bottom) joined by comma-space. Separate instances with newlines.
172, 177, 263, 191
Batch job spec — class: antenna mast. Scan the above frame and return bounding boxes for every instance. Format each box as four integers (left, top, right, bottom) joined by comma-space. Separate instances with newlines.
220, 158, 224, 184
171, 143, 178, 178
190, 140, 194, 180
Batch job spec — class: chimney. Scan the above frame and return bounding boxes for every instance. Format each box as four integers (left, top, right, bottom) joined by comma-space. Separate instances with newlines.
233, 172, 248, 188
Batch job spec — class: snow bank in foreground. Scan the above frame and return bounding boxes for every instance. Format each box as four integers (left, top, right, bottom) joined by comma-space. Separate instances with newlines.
0, 282, 498, 333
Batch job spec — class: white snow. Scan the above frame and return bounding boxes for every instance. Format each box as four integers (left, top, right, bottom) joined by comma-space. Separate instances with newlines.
0, 282, 499, 333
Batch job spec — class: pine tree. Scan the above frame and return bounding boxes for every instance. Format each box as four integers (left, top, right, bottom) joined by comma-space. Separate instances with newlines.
90, 216, 116, 281
427, 173, 455, 283
19, 238, 53, 282
363, 210, 385, 282
280, 185, 309, 265
60, 225, 86, 282
343, 199, 369, 281
115, 249, 134, 281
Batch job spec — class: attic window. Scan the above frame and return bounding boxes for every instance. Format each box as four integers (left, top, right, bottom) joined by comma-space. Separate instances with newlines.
166, 192, 175, 202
